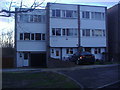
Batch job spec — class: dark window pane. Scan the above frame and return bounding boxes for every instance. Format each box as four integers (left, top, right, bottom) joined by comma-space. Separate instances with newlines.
66, 29, 69, 36
56, 10, 60, 17
24, 33, 30, 40
66, 49, 69, 54
56, 50, 59, 56
82, 29, 85, 36
31, 34, 34, 40
66, 10, 73, 17
86, 12, 89, 18
86, 29, 90, 36
35, 33, 41, 40
52, 28, 55, 35
20, 33, 23, 40
62, 29, 66, 35
42, 34, 45, 40
56, 28, 61, 36
24, 53, 28, 59
52, 10, 56, 17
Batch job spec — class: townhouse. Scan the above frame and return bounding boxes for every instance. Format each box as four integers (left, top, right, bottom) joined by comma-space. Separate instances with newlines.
15, 3, 107, 67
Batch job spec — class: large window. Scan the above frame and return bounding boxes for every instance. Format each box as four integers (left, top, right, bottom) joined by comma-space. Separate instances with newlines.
63, 10, 77, 18
52, 9, 61, 17
82, 29, 90, 36
82, 11, 90, 19
30, 15, 41, 22
91, 12, 105, 20
20, 14, 29, 22
52, 28, 77, 36
19, 14, 45, 23
92, 29, 103, 36
52, 28, 61, 36
20, 33, 45, 41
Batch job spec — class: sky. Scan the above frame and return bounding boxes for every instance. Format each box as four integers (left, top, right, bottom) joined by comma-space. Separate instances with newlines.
0, 0, 119, 34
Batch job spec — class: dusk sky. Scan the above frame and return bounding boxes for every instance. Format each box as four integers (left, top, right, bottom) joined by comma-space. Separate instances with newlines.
0, 0, 119, 34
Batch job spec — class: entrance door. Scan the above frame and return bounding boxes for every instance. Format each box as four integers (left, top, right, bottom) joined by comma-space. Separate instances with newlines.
23, 53, 29, 66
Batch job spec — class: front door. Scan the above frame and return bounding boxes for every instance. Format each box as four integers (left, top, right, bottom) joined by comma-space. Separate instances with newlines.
23, 53, 29, 66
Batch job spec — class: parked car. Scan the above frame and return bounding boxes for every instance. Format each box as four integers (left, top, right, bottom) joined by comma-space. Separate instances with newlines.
69, 52, 95, 65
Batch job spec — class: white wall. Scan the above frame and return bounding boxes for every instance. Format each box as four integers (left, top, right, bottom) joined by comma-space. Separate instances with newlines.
49, 3, 78, 47
80, 5, 106, 48
16, 9, 46, 52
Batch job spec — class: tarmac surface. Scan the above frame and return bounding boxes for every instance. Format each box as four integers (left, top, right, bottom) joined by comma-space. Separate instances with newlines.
1, 64, 120, 89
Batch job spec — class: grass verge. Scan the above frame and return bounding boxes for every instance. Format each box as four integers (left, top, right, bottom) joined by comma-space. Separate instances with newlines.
2, 71, 80, 88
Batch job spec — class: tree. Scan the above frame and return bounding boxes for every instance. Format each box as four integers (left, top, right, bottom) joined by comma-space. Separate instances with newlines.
0, 31, 13, 48
0, 0, 48, 17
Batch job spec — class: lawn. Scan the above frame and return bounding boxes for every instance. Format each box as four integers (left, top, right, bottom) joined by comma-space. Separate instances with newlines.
2, 71, 80, 88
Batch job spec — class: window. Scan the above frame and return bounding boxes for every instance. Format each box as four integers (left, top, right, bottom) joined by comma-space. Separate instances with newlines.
42, 34, 45, 40
66, 10, 73, 18
91, 12, 105, 20
31, 34, 34, 40
20, 33, 23, 40
82, 11, 90, 19
103, 30, 106, 36
84, 47, 91, 53
52, 9, 61, 17
35, 33, 41, 40
24, 53, 28, 59
52, 28, 77, 36
62, 29, 66, 36
62, 10, 77, 18
56, 28, 61, 36
94, 48, 97, 54
56, 50, 59, 56
98, 48, 101, 53
20, 14, 29, 22
24, 33, 30, 40
82, 29, 90, 36
66, 48, 73, 54
93, 29, 102, 36
94, 48, 101, 54
51, 49, 54, 53
52, 28, 61, 36
29, 15, 41, 22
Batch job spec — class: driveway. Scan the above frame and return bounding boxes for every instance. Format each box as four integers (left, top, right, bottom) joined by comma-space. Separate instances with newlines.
57, 64, 120, 89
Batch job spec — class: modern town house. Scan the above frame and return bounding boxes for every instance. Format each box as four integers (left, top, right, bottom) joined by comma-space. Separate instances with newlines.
15, 3, 107, 67
107, 3, 120, 62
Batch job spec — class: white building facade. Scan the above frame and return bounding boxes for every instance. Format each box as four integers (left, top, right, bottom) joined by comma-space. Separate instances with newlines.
47, 3, 107, 61
15, 9, 47, 67
15, 3, 107, 67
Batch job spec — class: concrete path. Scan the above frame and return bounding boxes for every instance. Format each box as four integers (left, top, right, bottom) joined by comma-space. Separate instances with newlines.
1, 64, 119, 72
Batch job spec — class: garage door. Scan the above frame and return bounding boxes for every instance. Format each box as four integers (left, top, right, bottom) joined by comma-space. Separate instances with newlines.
30, 53, 46, 67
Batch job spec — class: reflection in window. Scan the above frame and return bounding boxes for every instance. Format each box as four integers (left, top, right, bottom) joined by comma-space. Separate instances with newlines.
35, 33, 41, 40
24, 33, 30, 40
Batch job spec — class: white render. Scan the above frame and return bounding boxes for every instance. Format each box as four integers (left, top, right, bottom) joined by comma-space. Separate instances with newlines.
16, 9, 46, 67
15, 3, 107, 67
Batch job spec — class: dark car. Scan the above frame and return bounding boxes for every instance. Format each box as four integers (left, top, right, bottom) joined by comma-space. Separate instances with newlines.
69, 51, 95, 65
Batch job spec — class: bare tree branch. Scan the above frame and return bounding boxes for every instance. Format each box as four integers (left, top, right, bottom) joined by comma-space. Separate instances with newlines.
0, 0, 46, 17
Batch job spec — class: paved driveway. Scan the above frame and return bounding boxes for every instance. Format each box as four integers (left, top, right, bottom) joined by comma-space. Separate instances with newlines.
58, 65, 120, 89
